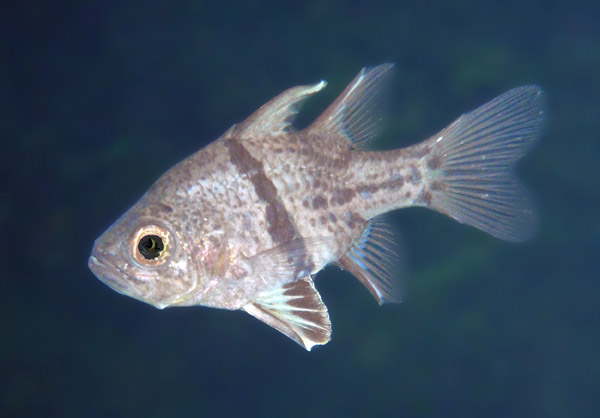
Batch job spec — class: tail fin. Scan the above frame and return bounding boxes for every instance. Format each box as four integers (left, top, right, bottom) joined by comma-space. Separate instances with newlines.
420, 86, 544, 241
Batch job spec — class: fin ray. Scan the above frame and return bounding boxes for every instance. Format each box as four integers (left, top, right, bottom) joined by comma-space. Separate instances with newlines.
241, 236, 337, 288
337, 217, 402, 304
243, 277, 331, 350
422, 86, 544, 241
233, 81, 327, 138
308, 64, 394, 148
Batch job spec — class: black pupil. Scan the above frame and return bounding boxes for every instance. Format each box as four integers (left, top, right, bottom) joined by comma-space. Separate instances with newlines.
138, 235, 164, 260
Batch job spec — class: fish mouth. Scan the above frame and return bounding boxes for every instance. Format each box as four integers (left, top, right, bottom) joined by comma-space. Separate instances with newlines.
88, 253, 135, 298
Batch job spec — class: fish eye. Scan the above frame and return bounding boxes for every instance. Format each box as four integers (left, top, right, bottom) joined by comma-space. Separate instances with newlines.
132, 225, 170, 266
138, 235, 164, 260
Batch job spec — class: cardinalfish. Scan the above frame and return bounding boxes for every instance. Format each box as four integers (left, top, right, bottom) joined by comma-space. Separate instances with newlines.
89, 64, 544, 350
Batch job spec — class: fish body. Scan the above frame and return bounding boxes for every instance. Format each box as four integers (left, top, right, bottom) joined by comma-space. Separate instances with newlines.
89, 64, 544, 350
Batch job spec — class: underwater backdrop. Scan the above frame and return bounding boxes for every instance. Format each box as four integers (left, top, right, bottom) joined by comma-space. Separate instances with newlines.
2, 0, 599, 417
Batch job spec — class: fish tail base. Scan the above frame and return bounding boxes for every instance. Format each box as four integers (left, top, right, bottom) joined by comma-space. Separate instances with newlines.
418, 86, 544, 241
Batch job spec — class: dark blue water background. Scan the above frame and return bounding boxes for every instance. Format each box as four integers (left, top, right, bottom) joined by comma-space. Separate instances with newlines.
3, 1, 599, 417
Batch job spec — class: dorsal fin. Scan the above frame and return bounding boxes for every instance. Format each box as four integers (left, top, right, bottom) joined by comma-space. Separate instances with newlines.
243, 277, 331, 350
307, 63, 394, 148
231, 81, 327, 138
336, 216, 402, 304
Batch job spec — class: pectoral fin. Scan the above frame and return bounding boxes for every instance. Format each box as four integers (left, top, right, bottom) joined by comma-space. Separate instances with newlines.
240, 236, 337, 288
243, 277, 331, 350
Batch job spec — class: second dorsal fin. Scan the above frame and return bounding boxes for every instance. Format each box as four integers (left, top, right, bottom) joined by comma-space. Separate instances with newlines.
307, 64, 394, 148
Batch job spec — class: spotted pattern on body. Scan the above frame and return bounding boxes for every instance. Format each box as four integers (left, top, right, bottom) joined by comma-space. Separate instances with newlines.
89, 63, 543, 350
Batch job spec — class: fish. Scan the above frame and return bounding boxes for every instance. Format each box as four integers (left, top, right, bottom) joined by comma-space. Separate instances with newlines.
88, 64, 544, 350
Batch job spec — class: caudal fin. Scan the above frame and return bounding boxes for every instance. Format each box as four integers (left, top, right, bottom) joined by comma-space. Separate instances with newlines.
420, 86, 544, 241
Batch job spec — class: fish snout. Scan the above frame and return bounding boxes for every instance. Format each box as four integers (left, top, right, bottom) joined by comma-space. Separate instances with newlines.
88, 252, 131, 296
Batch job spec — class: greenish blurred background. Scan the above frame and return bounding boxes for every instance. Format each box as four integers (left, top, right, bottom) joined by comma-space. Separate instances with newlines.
2, 1, 599, 417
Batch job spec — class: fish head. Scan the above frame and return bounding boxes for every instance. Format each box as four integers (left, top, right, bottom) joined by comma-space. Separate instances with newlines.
88, 203, 202, 310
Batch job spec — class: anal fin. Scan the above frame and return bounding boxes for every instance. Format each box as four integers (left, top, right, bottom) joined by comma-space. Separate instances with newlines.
243, 277, 331, 350
337, 217, 403, 305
